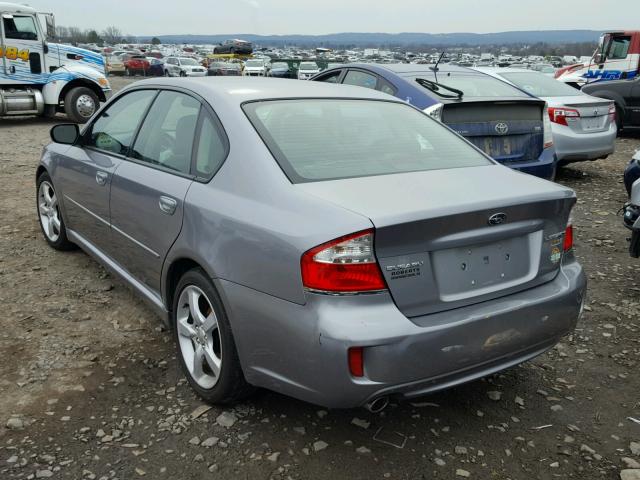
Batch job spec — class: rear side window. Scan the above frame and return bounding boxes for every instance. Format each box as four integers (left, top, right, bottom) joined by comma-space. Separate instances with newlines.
3, 15, 37, 40
130, 91, 201, 174
343, 70, 377, 90
244, 99, 492, 183
85, 89, 156, 155
194, 113, 227, 178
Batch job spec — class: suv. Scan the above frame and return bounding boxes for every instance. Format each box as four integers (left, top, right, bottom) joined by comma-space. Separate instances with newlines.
582, 76, 640, 131
312, 64, 557, 180
164, 57, 207, 77
123, 54, 150, 76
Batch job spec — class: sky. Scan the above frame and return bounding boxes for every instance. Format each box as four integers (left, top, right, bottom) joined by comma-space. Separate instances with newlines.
20, 0, 635, 36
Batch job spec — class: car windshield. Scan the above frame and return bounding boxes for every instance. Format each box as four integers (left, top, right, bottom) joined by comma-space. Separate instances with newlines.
244, 99, 492, 183
272, 63, 288, 69
246, 60, 265, 67
499, 71, 581, 97
412, 73, 530, 98
180, 58, 198, 65
299, 62, 318, 70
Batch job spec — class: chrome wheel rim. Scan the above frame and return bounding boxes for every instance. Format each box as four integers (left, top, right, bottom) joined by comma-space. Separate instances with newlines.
38, 181, 61, 242
76, 94, 96, 118
176, 285, 222, 389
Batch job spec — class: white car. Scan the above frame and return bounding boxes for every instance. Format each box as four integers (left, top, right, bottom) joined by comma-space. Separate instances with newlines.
297, 61, 320, 80
164, 57, 207, 77
243, 59, 270, 76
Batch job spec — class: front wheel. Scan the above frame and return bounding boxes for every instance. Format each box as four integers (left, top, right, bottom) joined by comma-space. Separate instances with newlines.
36, 172, 75, 250
172, 269, 253, 405
179, 70, 187, 77
64, 87, 99, 123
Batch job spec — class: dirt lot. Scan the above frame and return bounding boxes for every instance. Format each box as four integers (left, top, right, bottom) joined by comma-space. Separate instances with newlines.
1, 76, 640, 479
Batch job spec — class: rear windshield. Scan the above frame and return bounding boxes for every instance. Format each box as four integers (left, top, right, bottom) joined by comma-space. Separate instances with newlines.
243, 99, 492, 183
410, 73, 530, 98
499, 71, 581, 97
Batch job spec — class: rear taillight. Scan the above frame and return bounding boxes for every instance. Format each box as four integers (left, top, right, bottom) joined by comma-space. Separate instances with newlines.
548, 106, 580, 126
608, 103, 616, 123
543, 105, 554, 148
301, 229, 387, 293
563, 224, 574, 252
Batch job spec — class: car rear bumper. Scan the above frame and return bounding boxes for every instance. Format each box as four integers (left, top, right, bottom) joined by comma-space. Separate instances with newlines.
554, 123, 616, 163
218, 257, 586, 408
501, 146, 557, 180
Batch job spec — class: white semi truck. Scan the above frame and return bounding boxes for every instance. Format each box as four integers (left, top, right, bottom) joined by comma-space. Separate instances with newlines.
0, 2, 111, 122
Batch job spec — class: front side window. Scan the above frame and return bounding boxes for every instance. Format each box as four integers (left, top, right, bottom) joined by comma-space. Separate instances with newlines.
343, 70, 377, 90
608, 36, 631, 60
130, 91, 201, 174
244, 99, 492, 183
315, 70, 342, 83
85, 90, 156, 155
3, 15, 38, 41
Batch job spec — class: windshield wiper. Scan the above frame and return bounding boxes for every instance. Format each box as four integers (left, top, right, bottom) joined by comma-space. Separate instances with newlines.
415, 78, 464, 99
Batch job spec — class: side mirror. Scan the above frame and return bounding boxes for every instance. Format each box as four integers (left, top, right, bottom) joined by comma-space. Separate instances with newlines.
594, 53, 604, 64
50, 124, 79, 144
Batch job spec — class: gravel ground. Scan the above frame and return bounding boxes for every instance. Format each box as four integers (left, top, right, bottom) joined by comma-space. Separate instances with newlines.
1, 76, 640, 479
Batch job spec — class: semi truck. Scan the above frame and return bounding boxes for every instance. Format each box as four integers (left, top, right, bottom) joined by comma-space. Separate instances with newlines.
0, 2, 111, 122
556, 31, 640, 88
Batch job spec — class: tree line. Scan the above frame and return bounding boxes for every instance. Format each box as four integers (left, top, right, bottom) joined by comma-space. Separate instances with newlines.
54, 25, 161, 46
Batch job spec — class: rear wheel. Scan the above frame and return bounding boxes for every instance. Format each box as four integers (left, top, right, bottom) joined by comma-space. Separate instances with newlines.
172, 269, 253, 405
64, 87, 99, 123
36, 172, 75, 250
179, 70, 186, 77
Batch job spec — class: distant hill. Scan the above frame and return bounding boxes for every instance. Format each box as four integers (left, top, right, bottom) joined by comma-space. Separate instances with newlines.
142, 30, 603, 47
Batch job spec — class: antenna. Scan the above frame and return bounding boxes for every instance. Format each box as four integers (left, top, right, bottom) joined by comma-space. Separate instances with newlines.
431, 51, 445, 83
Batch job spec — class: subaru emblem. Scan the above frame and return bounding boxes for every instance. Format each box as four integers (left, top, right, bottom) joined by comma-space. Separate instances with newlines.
495, 123, 509, 135
488, 213, 507, 225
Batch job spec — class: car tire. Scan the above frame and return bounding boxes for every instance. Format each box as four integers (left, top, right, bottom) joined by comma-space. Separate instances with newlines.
179, 70, 186, 77
64, 87, 99, 123
36, 172, 76, 251
164, 69, 170, 77
172, 268, 254, 405
125, 67, 131, 76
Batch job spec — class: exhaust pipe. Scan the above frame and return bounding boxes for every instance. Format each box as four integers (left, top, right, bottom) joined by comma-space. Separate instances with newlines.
365, 396, 389, 413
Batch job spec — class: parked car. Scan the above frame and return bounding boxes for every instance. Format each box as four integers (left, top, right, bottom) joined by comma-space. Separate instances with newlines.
214, 39, 253, 55
312, 64, 557, 180
582, 76, 640, 131
147, 58, 166, 77
269, 62, 293, 78
207, 62, 242, 76
37, 78, 585, 409
477, 68, 616, 165
243, 59, 270, 77
297, 61, 320, 80
123, 54, 150, 76
164, 57, 207, 77
105, 55, 125, 76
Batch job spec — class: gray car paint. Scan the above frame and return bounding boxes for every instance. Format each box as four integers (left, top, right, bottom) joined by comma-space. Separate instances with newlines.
39, 77, 586, 408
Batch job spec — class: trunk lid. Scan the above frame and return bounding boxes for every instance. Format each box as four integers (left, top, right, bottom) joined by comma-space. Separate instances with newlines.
546, 95, 614, 134
297, 165, 575, 318
442, 99, 546, 164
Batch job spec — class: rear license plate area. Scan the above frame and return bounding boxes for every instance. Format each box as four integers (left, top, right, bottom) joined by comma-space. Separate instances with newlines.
582, 116, 605, 130
431, 235, 531, 300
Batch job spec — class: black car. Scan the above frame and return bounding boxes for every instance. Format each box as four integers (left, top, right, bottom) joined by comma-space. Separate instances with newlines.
582, 77, 640, 130
207, 62, 241, 76
269, 62, 293, 78
214, 39, 253, 55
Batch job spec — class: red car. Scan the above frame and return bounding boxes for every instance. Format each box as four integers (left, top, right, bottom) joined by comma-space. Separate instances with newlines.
122, 54, 150, 76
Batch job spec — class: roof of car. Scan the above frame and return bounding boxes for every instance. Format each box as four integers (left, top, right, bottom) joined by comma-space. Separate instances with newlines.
126, 77, 399, 105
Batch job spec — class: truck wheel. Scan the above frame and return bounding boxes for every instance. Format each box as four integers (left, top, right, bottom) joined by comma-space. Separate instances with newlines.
64, 87, 99, 124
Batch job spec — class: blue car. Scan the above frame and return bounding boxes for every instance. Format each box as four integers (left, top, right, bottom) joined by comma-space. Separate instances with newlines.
312, 64, 557, 180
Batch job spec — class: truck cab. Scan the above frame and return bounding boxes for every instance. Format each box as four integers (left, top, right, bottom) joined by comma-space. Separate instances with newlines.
0, 2, 111, 122
556, 31, 640, 88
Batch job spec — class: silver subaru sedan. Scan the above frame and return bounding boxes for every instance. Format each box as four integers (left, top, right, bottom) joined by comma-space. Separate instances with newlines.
36, 78, 586, 409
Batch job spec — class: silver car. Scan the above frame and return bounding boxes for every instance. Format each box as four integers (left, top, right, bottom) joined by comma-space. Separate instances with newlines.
477, 68, 617, 165
37, 78, 586, 409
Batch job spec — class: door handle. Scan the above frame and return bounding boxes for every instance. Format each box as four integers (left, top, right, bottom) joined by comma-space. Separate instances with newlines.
159, 196, 177, 215
95, 170, 109, 186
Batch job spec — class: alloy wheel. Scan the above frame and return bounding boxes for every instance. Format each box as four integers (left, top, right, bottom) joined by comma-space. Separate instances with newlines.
176, 285, 222, 389
75, 94, 96, 118
38, 180, 61, 242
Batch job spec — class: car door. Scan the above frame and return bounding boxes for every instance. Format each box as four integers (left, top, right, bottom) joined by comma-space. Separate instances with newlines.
1, 13, 45, 78
108, 89, 201, 292
56, 89, 157, 252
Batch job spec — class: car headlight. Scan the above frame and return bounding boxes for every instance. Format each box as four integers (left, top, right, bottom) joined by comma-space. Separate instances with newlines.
423, 103, 443, 121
